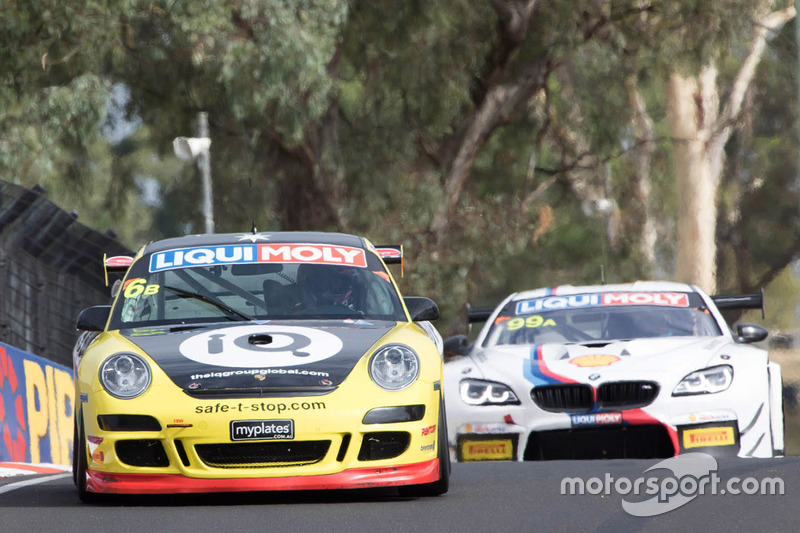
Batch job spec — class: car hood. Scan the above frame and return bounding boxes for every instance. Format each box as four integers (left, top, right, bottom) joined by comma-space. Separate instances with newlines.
121, 320, 394, 392
465, 336, 734, 387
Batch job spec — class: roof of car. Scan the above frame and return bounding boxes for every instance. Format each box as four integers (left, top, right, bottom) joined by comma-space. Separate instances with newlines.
510, 280, 699, 302
141, 231, 367, 255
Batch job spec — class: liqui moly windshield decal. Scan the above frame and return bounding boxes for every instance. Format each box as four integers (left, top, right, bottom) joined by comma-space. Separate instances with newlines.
150, 243, 367, 272
515, 292, 689, 315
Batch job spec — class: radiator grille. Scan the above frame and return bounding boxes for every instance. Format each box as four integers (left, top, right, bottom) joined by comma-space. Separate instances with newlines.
530, 384, 593, 412
524, 425, 674, 460
597, 381, 659, 409
195, 440, 330, 468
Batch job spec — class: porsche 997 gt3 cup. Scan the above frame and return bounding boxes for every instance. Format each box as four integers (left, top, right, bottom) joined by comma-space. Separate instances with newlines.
443, 281, 783, 461
72, 232, 449, 500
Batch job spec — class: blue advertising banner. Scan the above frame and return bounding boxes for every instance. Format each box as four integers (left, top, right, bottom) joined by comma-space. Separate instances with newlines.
0, 342, 74, 466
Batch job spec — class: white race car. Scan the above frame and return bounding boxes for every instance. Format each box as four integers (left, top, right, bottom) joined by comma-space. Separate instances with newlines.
443, 281, 783, 461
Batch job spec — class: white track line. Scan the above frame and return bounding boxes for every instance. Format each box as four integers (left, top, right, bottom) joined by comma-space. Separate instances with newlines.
0, 473, 70, 494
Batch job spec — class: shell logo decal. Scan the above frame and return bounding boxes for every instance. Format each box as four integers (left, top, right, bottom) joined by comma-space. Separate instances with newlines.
569, 354, 621, 367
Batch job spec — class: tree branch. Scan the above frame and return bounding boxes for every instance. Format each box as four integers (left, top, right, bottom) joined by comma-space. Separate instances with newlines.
715, 7, 796, 144
430, 55, 553, 237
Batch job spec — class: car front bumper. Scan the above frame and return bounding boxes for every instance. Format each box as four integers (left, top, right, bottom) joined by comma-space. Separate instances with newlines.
79, 379, 443, 494
451, 407, 753, 461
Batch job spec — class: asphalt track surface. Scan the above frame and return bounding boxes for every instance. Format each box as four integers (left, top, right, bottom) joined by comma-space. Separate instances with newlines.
0, 458, 797, 533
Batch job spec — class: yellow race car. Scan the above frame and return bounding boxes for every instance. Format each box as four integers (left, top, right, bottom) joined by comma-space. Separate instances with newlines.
72, 231, 448, 501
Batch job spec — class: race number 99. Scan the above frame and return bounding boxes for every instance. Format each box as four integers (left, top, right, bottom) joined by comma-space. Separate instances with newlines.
507, 315, 555, 331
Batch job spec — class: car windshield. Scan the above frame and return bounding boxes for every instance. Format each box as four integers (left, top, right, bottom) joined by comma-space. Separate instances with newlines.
483, 291, 722, 347
109, 251, 406, 328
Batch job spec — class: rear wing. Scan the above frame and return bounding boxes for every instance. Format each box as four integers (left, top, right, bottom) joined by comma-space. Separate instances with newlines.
375, 244, 403, 276
103, 254, 133, 286
711, 291, 765, 319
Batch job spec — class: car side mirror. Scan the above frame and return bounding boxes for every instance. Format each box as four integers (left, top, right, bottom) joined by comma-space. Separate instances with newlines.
110, 279, 122, 298
443, 334, 469, 356
404, 297, 440, 322
76, 305, 112, 332
736, 323, 768, 344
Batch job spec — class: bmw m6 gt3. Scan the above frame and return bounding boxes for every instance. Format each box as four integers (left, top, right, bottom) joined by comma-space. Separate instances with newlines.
444, 281, 782, 461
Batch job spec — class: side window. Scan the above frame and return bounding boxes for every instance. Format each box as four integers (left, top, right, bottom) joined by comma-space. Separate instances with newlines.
119, 276, 160, 323
363, 271, 396, 315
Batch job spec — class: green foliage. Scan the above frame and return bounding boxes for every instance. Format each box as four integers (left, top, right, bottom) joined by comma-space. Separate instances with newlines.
2, 0, 798, 335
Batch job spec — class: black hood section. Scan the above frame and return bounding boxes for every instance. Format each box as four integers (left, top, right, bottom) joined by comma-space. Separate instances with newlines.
121, 320, 394, 393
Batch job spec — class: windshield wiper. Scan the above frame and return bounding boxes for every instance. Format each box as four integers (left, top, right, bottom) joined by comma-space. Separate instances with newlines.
163, 285, 255, 322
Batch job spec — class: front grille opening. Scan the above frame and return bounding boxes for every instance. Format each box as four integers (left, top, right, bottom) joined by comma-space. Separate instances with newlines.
523, 425, 674, 460
116, 439, 170, 467
336, 434, 351, 462
358, 432, 410, 461
174, 439, 191, 467
597, 381, 659, 409
531, 384, 593, 412
98, 414, 162, 431
195, 441, 331, 468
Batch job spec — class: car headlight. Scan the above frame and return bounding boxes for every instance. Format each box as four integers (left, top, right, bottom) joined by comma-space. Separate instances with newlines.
99, 353, 152, 399
672, 365, 733, 396
369, 344, 420, 391
460, 379, 520, 406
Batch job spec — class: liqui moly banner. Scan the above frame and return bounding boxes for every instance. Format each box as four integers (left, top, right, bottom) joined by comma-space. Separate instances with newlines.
150, 243, 367, 272
516, 292, 690, 315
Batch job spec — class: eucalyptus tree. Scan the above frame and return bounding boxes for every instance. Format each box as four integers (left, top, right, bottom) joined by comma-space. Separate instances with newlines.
4, 0, 798, 332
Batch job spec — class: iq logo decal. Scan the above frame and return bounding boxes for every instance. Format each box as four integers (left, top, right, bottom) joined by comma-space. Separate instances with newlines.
178, 326, 343, 368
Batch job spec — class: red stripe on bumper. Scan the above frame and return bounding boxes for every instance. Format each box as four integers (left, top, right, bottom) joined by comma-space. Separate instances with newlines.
86, 459, 440, 494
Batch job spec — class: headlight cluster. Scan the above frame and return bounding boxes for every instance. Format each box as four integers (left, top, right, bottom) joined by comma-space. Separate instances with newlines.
460, 378, 520, 406
369, 344, 420, 391
99, 353, 152, 399
672, 365, 733, 396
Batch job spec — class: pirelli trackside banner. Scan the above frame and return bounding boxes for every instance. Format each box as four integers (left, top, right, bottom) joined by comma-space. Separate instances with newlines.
0, 342, 74, 466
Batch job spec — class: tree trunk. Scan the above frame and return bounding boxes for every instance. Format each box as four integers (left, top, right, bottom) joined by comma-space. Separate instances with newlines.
667, 71, 719, 294
664, 6, 794, 294
625, 76, 656, 273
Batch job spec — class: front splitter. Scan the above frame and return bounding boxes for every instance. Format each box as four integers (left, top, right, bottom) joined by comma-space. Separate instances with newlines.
85, 458, 439, 494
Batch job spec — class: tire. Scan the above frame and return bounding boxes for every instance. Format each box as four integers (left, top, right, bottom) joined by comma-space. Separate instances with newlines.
398, 396, 450, 497
76, 410, 103, 503
775, 386, 786, 457
72, 415, 79, 487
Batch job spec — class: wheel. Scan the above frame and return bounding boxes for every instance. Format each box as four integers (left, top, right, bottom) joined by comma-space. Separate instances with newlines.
398, 396, 450, 497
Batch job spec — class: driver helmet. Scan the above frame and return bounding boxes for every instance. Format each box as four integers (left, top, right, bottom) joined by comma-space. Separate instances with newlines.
297, 264, 357, 307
